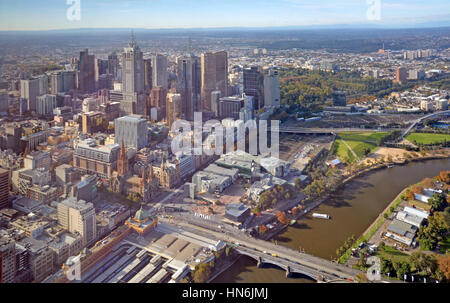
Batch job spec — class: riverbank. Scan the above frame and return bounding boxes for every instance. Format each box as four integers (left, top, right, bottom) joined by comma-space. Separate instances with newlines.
214, 158, 449, 282
260, 153, 449, 244
339, 188, 408, 264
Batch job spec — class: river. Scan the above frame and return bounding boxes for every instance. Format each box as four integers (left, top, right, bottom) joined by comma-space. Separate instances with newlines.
213, 158, 450, 283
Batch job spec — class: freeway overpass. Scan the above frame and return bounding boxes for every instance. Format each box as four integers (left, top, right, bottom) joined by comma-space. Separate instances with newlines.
401, 110, 450, 138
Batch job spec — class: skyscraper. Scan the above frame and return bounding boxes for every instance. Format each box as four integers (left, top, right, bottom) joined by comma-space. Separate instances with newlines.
0, 168, 10, 209
166, 93, 182, 129
144, 59, 153, 94
108, 52, 120, 80
121, 32, 146, 116
149, 86, 167, 120
176, 54, 201, 121
243, 66, 264, 110
78, 49, 96, 93
36, 75, 48, 95
263, 68, 280, 109
20, 78, 40, 111
152, 54, 168, 89
201, 51, 228, 111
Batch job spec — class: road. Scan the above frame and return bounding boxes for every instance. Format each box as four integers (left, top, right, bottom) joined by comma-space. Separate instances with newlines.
161, 215, 362, 281
401, 110, 450, 138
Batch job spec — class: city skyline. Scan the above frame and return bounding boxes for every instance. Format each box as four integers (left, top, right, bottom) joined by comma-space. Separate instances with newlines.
0, 0, 449, 31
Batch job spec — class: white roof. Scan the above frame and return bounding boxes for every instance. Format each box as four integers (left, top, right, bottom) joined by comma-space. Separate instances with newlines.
403, 206, 429, 220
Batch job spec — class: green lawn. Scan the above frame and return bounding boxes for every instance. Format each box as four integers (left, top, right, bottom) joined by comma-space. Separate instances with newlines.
334, 139, 356, 163
376, 245, 410, 263
334, 132, 389, 163
406, 133, 450, 145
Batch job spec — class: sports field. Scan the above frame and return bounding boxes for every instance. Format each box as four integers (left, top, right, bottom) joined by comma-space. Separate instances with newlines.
406, 132, 450, 145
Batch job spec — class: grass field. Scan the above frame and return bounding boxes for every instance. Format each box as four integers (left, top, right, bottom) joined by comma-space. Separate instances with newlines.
376, 245, 410, 263
406, 133, 450, 145
334, 132, 389, 163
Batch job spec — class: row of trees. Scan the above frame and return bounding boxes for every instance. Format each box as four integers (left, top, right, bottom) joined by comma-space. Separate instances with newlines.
258, 184, 295, 211
379, 250, 448, 281
336, 235, 356, 259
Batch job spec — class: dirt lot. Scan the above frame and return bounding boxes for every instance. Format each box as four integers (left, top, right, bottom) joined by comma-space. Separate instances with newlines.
194, 181, 248, 216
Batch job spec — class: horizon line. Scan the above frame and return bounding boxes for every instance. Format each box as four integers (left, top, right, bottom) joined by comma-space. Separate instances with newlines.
1, 23, 450, 33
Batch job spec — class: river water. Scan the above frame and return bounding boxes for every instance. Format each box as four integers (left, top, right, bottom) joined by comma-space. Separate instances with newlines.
213, 158, 449, 283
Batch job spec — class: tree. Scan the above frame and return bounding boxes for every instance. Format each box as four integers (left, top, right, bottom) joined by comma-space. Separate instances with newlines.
418, 212, 449, 251
422, 177, 435, 188
429, 193, 447, 212
380, 258, 395, 276
409, 252, 438, 276
192, 262, 212, 283
259, 225, 269, 235
437, 255, 450, 281
438, 171, 450, 184
276, 211, 290, 225
393, 261, 411, 279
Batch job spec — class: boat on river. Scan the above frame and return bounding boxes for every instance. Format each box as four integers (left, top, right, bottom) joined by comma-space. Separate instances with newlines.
312, 213, 330, 220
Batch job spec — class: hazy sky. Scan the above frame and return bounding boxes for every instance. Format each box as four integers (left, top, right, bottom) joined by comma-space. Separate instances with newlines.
0, 0, 449, 30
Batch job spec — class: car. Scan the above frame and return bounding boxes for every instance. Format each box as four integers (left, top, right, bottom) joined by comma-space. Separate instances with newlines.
271, 254, 277, 257
263, 251, 268, 254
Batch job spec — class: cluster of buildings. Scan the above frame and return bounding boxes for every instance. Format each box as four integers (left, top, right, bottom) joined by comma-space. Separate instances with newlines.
384, 187, 445, 248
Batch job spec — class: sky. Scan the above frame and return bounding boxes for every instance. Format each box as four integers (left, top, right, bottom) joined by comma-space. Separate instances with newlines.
0, 0, 449, 31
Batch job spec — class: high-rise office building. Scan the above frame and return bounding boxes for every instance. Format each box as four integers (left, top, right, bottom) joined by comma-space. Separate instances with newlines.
219, 96, 244, 120
36, 94, 57, 116
121, 33, 146, 116
176, 55, 201, 121
396, 67, 408, 83
108, 52, 120, 80
152, 54, 168, 89
50, 71, 76, 94
166, 93, 182, 129
201, 51, 228, 111
115, 115, 148, 149
149, 86, 167, 119
264, 68, 280, 108
78, 49, 96, 93
144, 59, 152, 94
20, 78, 40, 111
243, 66, 264, 110
57, 198, 97, 246
36, 75, 48, 95
0, 168, 10, 209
